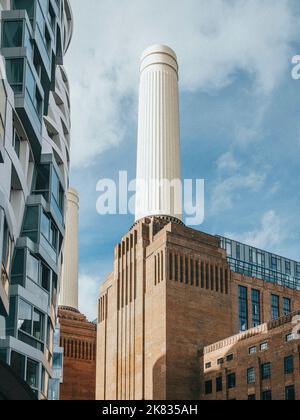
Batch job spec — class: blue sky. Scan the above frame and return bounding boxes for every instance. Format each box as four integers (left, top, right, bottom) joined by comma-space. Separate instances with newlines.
64, 0, 300, 320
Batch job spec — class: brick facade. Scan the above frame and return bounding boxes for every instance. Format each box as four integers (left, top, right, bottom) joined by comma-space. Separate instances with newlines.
201, 312, 300, 400
96, 218, 300, 400
59, 308, 97, 400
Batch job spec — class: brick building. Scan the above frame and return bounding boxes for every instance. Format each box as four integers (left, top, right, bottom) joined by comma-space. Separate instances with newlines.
59, 307, 96, 400
201, 311, 300, 400
96, 45, 300, 401
96, 218, 300, 400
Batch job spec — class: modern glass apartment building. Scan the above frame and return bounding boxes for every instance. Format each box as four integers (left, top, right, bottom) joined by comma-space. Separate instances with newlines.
0, 0, 73, 399
219, 236, 300, 291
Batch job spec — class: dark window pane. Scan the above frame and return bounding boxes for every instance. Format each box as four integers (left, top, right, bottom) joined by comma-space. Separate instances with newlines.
247, 368, 255, 385
34, 164, 50, 199
271, 295, 279, 321
18, 299, 32, 335
41, 263, 50, 291
205, 380, 213, 395
23, 206, 39, 231
6, 58, 24, 92
284, 356, 294, 375
248, 394, 256, 401
0, 349, 7, 364
216, 377, 223, 393
251, 289, 261, 327
283, 298, 291, 316
27, 253, 39, 283
10, 351, 25, 380
13, 0, 35, 18
26, 358, 39, 389
262, 390, 272, 401
261, 363, 271, 380
227, 373, 236, 389
3, 21, 23, 48
285, 386, 295, 401
33, 309, 44, 341
239, 286, 248, 332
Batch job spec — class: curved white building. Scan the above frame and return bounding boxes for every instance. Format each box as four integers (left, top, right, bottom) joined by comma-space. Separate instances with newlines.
135, 45, 182, 223
0, 0, 73, 399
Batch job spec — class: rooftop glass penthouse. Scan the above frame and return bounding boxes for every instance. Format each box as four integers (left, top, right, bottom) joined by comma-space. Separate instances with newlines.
219, 236, 300, 291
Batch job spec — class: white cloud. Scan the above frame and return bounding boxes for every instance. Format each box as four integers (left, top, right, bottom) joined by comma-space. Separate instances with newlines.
78, 273, 101, 321
211, 171, 266, 214
65, 0, 299, 167
225, 210, 287, 250
216, 152, 240, 172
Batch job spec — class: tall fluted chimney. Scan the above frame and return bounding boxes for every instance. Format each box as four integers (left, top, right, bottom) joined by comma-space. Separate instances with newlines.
59, 188, 79, 310
135, 45, 182, 223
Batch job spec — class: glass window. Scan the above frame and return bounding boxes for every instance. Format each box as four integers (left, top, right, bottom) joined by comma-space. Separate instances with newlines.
271, 294, 280, 321
26, 64, 35, 101
236, 244, 241, 260
227, 373, 236, 389
10, 351, 25, 380
239, 286, 248, 332
41, 211, 50, 239
251, 289, 261, 327
286, 333, 294, 343
260, 342, 268, 351
23, 206, 39, 232
216, 377, 222, 393
6, 58, 24, 93
247, 368, 255, 385
249, 346, 257, 355
11, 249, 25, 286
2, 219, 13, 276
205, 362, 211, 370
284, 356, 294, 375
53, 352, 63, 370
227, 354, 234, 362
3, 20, 23, 48
285, 386, 295, 401
262, 390, 272, 401
261, 363, 271, 380
285, 261, 291, 275
34, 164, 50, 199
248, 394, 256, 401
26, 358, 39, 389
13, 0, 35, 19
51, 273, 57, 307
34, 87, 43, 118
13, 130, 21, 158
0, 349, 7, 363
50, 224, 58, 249
18, 298, 32, 335
283, 298, 291, 316
217, 358, 224, 366
226, 241, 232, 256
205, 380, 213, 395
41, 367, 49, 396
33, 309, 44, 341
41, 263, 50, 292
27, 253, 39, 283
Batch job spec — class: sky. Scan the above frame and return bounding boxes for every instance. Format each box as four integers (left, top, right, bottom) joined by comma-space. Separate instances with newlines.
64, 0, 300, 321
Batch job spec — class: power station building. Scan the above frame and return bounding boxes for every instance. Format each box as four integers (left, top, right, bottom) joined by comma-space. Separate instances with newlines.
96, 45, 300, 401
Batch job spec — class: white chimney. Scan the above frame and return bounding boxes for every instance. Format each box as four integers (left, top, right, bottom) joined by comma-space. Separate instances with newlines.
59, 188, 80, 310
135, 45, 182, 223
